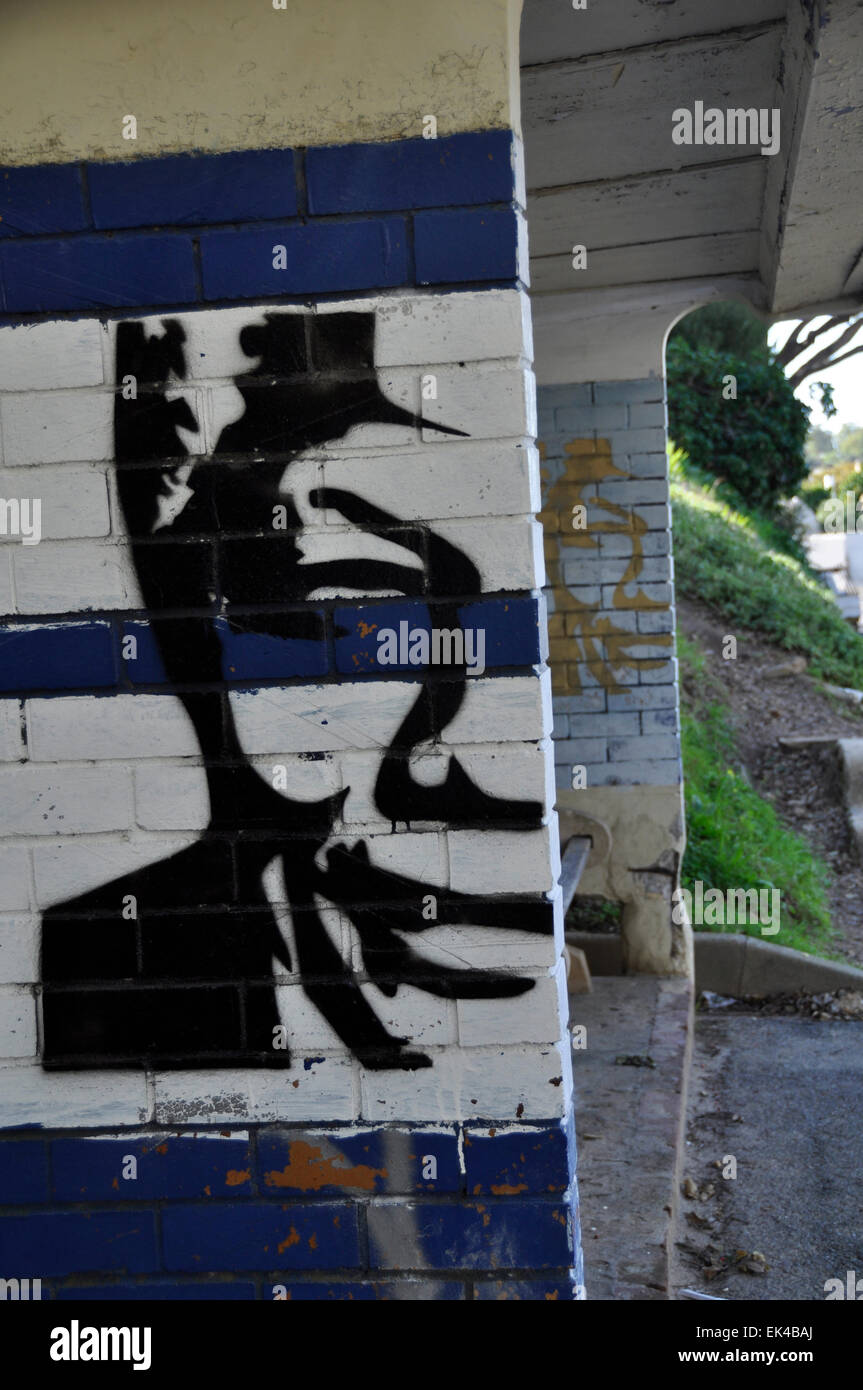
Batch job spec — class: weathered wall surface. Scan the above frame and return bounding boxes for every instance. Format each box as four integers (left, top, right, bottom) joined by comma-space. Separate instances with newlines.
0, 0, 521, 165
0, 7, 580, 1293
537, 378, 687, 975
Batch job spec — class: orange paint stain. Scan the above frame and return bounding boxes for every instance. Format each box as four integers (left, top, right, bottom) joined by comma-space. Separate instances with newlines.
225, 1169, 250, 1187
277, 1226, 301, 1253
264, 1140, 387, 1193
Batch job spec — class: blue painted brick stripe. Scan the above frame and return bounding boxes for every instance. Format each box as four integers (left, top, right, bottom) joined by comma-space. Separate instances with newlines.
51, 1136, 253, 1203
306, 131, 515, 215
415, 207, 521, 285
0, 622, 116, 692
257, 1128, 462, 1196
474, 1278, 579, 1300
0, 598, 540, 696
54, 1282, 257, 1300
0, 164, 88, 239
0, 1140, 50, 1203
162, 1202, 360, 1272
1, 132, 513, 244
88, 149, 298, 230
269, 1281, 466, 1300
1, 233, 197, 313
0, 1212, 158, 1277
199, 218, 409, 300
334, 597, 542, 674
463, 1120, 574, 1195
368, 1199, 573, 1271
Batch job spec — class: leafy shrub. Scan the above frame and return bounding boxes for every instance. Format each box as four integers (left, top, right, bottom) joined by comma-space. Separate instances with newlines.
667, 339, 809, 510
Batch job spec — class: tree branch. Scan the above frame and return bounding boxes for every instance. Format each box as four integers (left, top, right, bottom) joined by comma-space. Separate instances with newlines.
785, 317, 863, 388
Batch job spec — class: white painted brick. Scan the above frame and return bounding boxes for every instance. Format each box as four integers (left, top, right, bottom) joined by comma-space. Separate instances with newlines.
0, 701, 24, 761
0, 466, 110, 541
274, 983, 351, 1053
637, 608, 675, 634
0, 766, 133, 836
0, 1061, 150, 1129
0, 550, 13, 617
144, 292, 529, 382
606, 428, 666, 455
229, 682, 419, 755
134, 764, 210, 831
628, 402, 667, 429
0, 320, 104, 391
0, 915, 38, 985
625, 452, 670, 479
33, 835, 197, 909
609, 735, 678, 761
153, 1057, 356, 1124
599, 531, 670, 557
361, 984, 457, 1049
28, 694, 200, 761
601, 582, 671, 607
0, 985, 37, 1058
642, 709, 679, 734
567, 712, 639, 737
359, 1040, 572, 1122
0, 847, 32, 909
640, 658, 678, 685
421, 367, 531, 443
553, 691, 606, 714
394, 923, 561, 973
638, 504, 671, 530
444, 674, 550, 746
549, 738, 607, 764
561, 585, 601, 605
599, 479, 669, 506
607, 686, 676, 711
337, 743, 552, 831
371, 289, 528, 365
433, 518, 542, 590
229, 677, 549, 757
448, 827, 559, 895
321, 442, 535, 523
363, 831, 448, 887
14, 541, 139, 613
457, 964, 568, 1047
1, 389, 113, 466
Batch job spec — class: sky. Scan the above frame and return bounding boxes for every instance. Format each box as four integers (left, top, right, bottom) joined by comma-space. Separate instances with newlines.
770, 318, 863, 434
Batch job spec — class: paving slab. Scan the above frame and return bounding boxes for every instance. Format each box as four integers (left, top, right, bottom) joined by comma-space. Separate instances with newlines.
570, 974, 693, 1299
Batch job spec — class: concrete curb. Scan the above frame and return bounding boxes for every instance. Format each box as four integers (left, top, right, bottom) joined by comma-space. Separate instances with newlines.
694, 932, 863, 996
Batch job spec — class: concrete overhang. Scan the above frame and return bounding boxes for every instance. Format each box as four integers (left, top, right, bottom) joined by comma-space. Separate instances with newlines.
520, 0, 863, 375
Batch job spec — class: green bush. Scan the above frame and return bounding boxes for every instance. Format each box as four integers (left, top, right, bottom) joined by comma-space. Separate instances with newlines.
667, 339, 809, 510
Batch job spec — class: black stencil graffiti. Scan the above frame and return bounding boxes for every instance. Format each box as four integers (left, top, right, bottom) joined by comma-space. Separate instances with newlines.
40, 310, 553, 1071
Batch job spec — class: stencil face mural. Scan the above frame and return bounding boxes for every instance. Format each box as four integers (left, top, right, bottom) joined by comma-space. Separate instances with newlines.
40, 309, 552, 1072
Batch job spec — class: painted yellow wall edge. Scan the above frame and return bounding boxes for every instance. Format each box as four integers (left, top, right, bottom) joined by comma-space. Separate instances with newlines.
0, 0, 524, 166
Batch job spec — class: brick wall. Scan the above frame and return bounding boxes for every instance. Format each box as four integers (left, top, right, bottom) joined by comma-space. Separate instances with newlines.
537, 379, 682, 794
0, 136, 579, 1297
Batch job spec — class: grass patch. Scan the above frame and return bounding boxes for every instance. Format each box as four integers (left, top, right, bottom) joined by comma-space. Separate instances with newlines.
678, 631, 834, 954
671, 471, 863, 689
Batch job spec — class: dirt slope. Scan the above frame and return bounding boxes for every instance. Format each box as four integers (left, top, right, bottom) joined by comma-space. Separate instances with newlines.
677, 595, 863, 967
